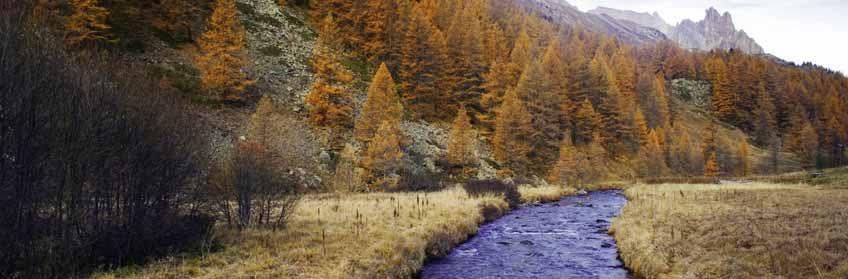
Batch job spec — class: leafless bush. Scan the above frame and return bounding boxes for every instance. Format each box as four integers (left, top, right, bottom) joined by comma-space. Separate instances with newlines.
0, 5, 211, 277
211, 141, 301, 229
463, 179, 521, 208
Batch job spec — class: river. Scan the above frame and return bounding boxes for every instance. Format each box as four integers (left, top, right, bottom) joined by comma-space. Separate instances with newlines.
421, 190, 632, 279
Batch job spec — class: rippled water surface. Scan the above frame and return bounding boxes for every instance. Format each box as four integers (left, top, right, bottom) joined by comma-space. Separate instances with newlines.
421, 190, 632, 279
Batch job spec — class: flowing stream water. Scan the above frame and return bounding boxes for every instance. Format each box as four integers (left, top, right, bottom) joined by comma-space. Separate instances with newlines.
421, 190, 632, 279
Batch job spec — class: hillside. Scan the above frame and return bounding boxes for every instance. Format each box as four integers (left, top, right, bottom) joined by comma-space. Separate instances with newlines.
73, 0, 833, 181
132, 0, 801, 181
3, 0, 847, 277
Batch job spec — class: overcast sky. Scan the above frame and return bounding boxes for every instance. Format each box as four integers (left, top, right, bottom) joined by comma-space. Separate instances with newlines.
565, 0, 848, 74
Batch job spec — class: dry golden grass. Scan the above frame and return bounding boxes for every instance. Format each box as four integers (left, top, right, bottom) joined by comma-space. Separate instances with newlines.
95, 187, 508, 279
517, 185, 576, 204
611, 183, 848, 279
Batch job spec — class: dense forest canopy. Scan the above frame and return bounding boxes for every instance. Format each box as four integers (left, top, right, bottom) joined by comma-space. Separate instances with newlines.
24, 0, 848, 179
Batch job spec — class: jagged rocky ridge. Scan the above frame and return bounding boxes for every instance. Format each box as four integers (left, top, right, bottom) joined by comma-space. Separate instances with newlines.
514, 0, 667, 45
589, 6, 764, 54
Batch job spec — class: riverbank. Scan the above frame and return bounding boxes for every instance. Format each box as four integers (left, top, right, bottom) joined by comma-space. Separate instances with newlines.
96, 185, 575, 279
611, 183, 848, 278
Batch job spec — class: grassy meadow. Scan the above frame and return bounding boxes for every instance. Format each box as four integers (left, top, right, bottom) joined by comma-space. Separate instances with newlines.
611, 182, 848, 279
96, 185, 576, 279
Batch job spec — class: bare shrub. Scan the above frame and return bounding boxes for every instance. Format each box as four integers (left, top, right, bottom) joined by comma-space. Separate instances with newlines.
210, 99, 310, 229
212, 141, 301, 229
0, 5, 211, 277
463, 179, 521, 208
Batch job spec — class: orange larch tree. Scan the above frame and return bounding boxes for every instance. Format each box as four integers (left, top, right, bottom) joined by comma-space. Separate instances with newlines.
399, 6, 449, 121
306, 16, 355, 150
443, 0, 488, 117
362, 121, 404, 190
548, 135, 579, 186
447, 106, 477, 171
573, 98, 602, 146
738, 140, 750, 176
704, 152, 721, 178
355, 63, 404, 144
65, 0, 115, 47
196, 0, 254, 102
492, 89, 533, 176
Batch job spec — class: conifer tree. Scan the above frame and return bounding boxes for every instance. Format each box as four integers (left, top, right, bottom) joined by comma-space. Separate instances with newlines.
752, 84, 777, 146
444, 0, 488, 116
548, 135, 578, 186
636, 130, 668, 178
197, 0, 254, 101
310, 0, 366, 49
539, 39, 569, 124
669, 127, 697, 175
447, 106, 477, 168
400, 7, 448, 121
306, 16, 355, 149
708, 56, 736, 125
493, 89, 533, 176
594, 61, 630, 156
362, 121, 404, 190
65, 0, 114, 47
480, 59, 515, 139
515, 58, 563, 171
355, 63, 404, 144
509, 28, 534, 79
738, 140, 750, 176
786, 121, 820, 169
701, 122, 719, 161
483, 23, 509, 63
565, 35, 590, 116
653, 76, 671, 128
363, 0, 400, 64
704, 152, 721, 178
573, 99, 602, 145
634, 108, 650, 148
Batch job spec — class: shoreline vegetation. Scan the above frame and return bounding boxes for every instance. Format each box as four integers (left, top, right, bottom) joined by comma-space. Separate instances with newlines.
611, 179, 848, 279
96, 185, 576, 279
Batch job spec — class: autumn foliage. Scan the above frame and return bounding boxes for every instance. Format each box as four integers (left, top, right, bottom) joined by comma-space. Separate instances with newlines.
355, 62, 404, 144
196, 0, 254, 101
306, 16, 355, 149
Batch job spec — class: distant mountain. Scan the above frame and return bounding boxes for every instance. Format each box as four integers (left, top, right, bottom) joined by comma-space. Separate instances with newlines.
514, 0, 667, 45
589, 6, 765, 54
588, 7, 672, 34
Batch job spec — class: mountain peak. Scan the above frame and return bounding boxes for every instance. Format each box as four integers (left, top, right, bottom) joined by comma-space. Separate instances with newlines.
590, 5, 763, 54
668, 7, 762, 54
706, 7, 720, 17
